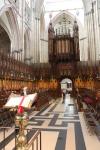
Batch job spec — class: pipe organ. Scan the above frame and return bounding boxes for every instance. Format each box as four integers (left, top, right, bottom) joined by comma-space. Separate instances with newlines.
53, 36, 75, 62
48, 21, 80, 63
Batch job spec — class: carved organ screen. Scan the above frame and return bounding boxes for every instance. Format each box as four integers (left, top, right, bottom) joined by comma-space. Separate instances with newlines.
48, 14, 80, 63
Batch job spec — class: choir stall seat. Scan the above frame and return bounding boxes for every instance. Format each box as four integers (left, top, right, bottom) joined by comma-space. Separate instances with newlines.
84, 106, 100, 140
0, 108, 16, 127
35, 90, 59, 110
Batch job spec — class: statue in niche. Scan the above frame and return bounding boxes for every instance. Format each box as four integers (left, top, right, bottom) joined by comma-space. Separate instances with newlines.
48, 22, 55, 39
73, 20, 79, 60
48, 22, 55, 62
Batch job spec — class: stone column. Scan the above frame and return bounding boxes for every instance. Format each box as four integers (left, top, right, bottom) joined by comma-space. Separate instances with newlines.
90, 10, 94, 61
22, 0, 25, 61
85, 13, 90, 60
94, 0, 100, 60
34, 17, 37, 63
37, 18, 40, 63
91, 2, 96, 61
97, 0, 100, 59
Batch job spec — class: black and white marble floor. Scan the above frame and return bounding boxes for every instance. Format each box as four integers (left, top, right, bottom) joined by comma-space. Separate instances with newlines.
0, 94, 100, 150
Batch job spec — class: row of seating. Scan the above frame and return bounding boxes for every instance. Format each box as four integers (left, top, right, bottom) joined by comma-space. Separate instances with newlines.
35, 89, 61, 110
0, 89, 61, 127
35, 90, 53, 110
76, 88, 100, 140
0, 108, 16, 127
76, 88, 100, 111
0, 90, 11, 108
84, 108, 100, 140
84, 109, 96, 134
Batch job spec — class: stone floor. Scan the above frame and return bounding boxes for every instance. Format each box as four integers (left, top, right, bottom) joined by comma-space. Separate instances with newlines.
0, 94, 100, 150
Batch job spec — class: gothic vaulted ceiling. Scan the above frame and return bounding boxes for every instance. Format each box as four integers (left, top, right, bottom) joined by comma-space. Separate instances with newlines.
34, 0, 90, 13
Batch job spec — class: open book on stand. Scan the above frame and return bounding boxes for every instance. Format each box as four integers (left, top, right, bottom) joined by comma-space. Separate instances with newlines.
4, 93, 37, 109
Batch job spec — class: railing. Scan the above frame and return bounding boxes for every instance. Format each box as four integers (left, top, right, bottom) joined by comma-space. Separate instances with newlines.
27, 129, 41, 150
0, 126, 14, 150
15, 128, 42, 150
0, 127, 41, 150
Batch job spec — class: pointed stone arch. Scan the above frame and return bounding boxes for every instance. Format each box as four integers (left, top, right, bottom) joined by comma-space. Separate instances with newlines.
49, 11, 86, 61
0, 24, 11, 54
0, 5, 20, 52
50, 11, 84, 36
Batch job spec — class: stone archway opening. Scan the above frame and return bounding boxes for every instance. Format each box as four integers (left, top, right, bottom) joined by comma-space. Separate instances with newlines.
61, 78, 72, 93
0, 24, 11, 54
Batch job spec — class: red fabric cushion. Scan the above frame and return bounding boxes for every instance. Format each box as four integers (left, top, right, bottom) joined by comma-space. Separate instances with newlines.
84, 97, 93, 104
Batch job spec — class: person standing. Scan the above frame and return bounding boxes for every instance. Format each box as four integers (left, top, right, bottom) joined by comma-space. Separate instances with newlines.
62, 89, 66, 103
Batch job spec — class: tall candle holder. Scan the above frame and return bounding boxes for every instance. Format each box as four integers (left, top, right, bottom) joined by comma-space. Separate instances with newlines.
15, 106, 29, 150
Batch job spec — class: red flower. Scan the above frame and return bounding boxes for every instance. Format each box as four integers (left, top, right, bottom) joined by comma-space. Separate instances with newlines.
18, 106, 24, 114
